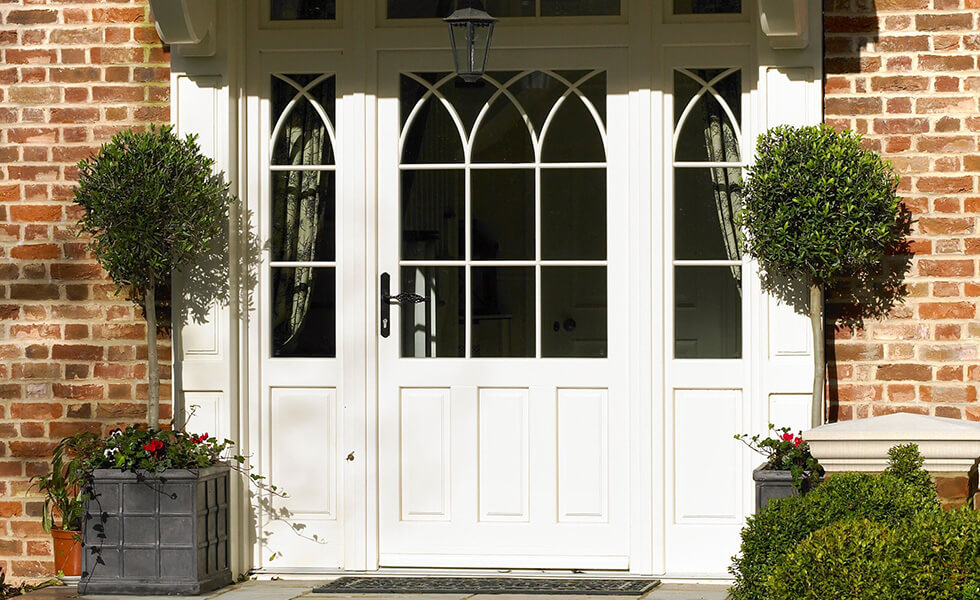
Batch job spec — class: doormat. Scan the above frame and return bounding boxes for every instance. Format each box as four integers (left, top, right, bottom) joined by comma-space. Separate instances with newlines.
313, 576, 661, 596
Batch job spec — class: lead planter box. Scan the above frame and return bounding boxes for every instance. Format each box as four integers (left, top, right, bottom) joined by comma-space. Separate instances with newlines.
79, 465, 232, 596
753, 467, 812, 512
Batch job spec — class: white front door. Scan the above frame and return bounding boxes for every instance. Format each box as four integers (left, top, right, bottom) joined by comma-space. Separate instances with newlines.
377, 48, 631, 569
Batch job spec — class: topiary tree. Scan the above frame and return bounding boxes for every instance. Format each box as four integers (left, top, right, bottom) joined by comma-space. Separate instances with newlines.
73, 126, 230, 429
739, 125, 904, 425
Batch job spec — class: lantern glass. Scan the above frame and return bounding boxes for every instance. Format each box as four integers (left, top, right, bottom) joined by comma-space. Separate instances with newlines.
446, 5, 497, 83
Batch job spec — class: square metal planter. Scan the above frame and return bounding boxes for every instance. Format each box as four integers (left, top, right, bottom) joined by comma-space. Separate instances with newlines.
79, 464, 232, 595
753, 466, 814, 512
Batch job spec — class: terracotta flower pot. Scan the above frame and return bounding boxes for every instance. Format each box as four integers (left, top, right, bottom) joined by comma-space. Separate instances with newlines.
52, 528, 82, 577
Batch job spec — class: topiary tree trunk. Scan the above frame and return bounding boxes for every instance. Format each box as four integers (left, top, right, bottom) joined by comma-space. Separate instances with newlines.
809, 284, 823, 426
145, 275, 160, 429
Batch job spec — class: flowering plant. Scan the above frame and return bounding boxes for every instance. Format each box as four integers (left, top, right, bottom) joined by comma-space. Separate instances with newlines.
735, 424, 823, 489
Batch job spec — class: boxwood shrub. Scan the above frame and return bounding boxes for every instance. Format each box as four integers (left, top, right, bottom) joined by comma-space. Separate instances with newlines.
769, 510, 980, 600
729, 444, 941, 600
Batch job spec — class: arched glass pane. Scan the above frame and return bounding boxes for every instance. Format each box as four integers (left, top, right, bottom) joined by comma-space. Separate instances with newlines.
402, 95, 465, 164
507, 71, 566, 135
541, 94, 605, 163
272, 75, 335, 166
472, 95, 534, 163
674, 69, 740, 162
272, 0, 336, 20
438, 75, 499, 136
674, 0, 741, 13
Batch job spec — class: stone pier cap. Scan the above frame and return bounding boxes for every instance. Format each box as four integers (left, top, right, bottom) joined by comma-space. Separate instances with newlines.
806, 413, 980, 473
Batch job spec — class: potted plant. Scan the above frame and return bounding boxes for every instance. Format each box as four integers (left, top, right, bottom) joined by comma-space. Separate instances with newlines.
738, 125, 906, 425
29, 434, 101, 577
735, 424, 823, 511
68, 427, 279, 595
72, 125, 230, 429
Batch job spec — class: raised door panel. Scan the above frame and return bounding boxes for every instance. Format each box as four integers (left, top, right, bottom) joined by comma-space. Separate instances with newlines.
557, 388, 609, 523
399, 388, 452, 521
478, 388, 530, 522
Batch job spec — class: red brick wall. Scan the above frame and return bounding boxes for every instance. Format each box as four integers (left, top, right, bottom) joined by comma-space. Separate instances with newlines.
824, 0, 980, 421
0, 0, 170, 581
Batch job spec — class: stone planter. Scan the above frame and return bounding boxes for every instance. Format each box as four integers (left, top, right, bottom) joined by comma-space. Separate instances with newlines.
79, 465, 232, 596
753, 466, 812, 512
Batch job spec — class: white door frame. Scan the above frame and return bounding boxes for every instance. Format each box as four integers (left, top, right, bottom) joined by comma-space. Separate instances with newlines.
170, 0, 823, 578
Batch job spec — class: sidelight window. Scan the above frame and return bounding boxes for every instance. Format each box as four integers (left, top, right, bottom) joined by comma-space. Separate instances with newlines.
398, 70, 609, 359
269, 74, 338, 357
672, 68, 743, 359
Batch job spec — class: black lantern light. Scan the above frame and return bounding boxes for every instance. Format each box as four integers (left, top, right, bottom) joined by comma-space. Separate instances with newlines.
444, 1, 498, 83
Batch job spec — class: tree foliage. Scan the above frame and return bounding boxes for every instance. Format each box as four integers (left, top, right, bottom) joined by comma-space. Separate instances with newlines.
73, 126, 230, 427
739, 125, 903, 287
73, 125, 229, 298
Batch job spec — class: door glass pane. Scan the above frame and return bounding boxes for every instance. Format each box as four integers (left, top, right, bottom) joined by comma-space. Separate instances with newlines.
401, 267, 465, 358
272, 268, 335, 357
674, 266, 741, 358
401, 170, 465, 260
272, 75, 336, 166
401, 79, 466, 164
472, 169, 534, 260
541, 0, 619, 15
541, 93, 605, 163
674, 69, 741, 163
674, 168, 742, 261
673, 0, 741, 13
388, 0, 534, 18
507, 72, 568, 134
272, 0, 336, 20
472, 96, 535, 163
541, 168, 606, 260
542, 267, 607, 358
472, 267, 535, 357
271, 171, 336, 262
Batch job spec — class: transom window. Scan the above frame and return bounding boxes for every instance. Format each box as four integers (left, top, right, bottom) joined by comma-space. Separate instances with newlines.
269, 73, 337, 357
672, 68, 743, 359
673, 0, 741, 14
398, 70, 608, 358
271, 0, 336, 20
388, 0, 620, 19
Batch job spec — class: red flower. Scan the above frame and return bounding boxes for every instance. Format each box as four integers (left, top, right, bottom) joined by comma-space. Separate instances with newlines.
143, 439, 164, 454
190, 433, 209, 444
794, 437, 803, 447
781, 432, 794, 442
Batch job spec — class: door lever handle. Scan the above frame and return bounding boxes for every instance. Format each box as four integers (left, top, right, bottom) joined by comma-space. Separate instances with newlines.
380, 273, 428, 338
385, 292, 426, 305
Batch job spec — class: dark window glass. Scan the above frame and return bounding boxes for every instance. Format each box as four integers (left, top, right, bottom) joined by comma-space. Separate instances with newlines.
541, 0, 619, 15
472, 267, 535, 357
401, 170, 465, 260
401, 79, 466, 164
272, 0, 336, 20
471, 169, 534, 260
388, 0, 534, 18
401, 267, 466, 358
272, 75, 336, 166
674, 69, 740, 163
674, 266, 741, 358
272, 268, 336, 357
673, 0, 741, 14
542, 267, 607, 358
271, 171, 336, 262
541, 168, 606, 260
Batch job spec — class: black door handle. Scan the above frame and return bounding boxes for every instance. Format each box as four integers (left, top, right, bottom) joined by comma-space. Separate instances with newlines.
380, 273, 427, 338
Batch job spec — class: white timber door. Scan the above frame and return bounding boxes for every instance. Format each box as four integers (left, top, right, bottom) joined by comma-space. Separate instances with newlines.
250, 51, 347, 569
377, 48, 631, 569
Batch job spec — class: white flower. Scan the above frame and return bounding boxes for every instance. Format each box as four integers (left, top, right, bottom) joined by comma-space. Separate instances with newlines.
109, 429, 123, 438
104, 447, 120, 458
